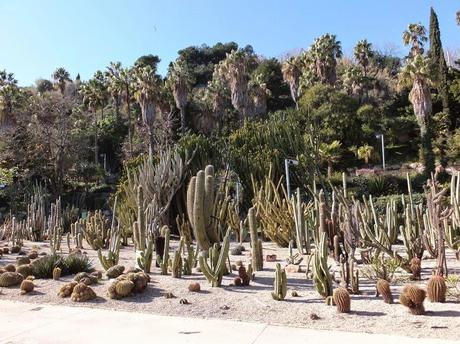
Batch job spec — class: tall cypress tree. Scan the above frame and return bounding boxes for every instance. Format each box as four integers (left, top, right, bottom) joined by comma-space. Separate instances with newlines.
429, 7, 451, 126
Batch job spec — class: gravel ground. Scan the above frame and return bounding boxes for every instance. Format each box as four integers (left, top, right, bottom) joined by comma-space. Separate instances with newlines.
1, 239, 459, 340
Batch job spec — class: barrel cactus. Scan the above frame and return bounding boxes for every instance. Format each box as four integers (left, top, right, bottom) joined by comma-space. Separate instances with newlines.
427, 275, 446, 303
106, 265, 125, 279
376, 279, 393, 304
333, 287, 351, 313
399, 284, 426, 315
70, 283, 97, 302
16, 264, 33, 278
20, 280, 34, 295
0, 272, 24, 287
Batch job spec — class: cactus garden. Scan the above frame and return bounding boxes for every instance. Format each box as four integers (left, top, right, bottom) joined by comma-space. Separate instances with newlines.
1, 2, 460, 342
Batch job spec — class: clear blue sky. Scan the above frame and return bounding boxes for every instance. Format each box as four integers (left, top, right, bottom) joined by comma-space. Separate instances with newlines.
0, 0, 458, 86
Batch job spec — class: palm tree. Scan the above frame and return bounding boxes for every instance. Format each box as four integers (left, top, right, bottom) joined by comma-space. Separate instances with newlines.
357, 144, 374, 166
133, 65, 161, 158
399, 54, 435, 175
403, 23, 427, 57
52, 67, 71, 95
319, 140, 342, 178
166, 59, 193, 134
281, 56, 302, 107
80, 71, 108, 163
354, 39, 374, 77
106, 62, 134, 153
308, 34, 342, 85
216, 50, 251, 124
456, 10, 460, 25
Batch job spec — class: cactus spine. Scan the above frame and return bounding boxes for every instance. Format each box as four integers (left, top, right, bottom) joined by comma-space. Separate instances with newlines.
248, 207, 263, 271
199, 229, 230, 287
271, 263, 287, 301
133, 186, 153, 273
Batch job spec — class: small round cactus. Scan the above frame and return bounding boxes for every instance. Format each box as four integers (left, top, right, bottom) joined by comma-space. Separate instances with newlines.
11, 246, 21, 254
16, 256, 30, 266
376, 279, 393, 304
27, 250, 38, 260
0, 272, 24, 287
53, 267, 62, 280
71, 283, 97, 302
106, 265, 125, 279
427, 275, 446, 303
58, 281, 78, 298
16, 264, 33, 278
20, 280, 34, 295
409, 257, 421, 280
115, 280, 134, 297
4, 264, 15, 272
233, 277, 242, 286
400, 284, 426, 315
333, 287, 351, 313
188, 282, 201, 292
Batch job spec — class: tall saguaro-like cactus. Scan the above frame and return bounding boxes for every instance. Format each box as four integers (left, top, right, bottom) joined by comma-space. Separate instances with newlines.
133, 186, 153, 273
248, 207, 263, 271
187, 165, 227, 251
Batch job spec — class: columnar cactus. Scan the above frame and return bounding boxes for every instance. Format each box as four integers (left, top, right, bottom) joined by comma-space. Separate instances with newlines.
271, 263, 287, 301
312, 232, 333, 298
187, 165, 227, 251
293, 188, 310, 254
248, 207, 263, 271
98, 198, 121, 271
133, 186, 153, 273
199, 229, 230, 287
156, 226, 170, 275
170, 238, 183, 278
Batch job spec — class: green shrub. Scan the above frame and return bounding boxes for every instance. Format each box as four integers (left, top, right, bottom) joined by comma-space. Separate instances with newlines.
31, 254, 92, 279
372, 193, 425, 214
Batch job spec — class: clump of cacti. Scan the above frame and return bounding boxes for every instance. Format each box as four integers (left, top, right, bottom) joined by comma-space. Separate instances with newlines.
399, 284, 426, 315
106, 265, 125, 279
58, 281, 78, 298
71, 282, 97, 302
4, 264, 16, 272
0, 272, 24, 287
187, 165, 228, 251
53, 267, 62, 280
271, 263, 287, 301
376, 279, 393, 304
427, 274, 446, 303
74, 272, 98, 285
199, 229, 230, 287
80, 210, 109, 250
333, 287, 351, 313
20, 280, 34, 295
107, 271, 149, 299
156, 226, 170, 275
248, 207, 263, 271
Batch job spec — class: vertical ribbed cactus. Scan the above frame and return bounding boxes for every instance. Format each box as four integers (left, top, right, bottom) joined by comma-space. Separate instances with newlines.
312, 232, 333, 298
187, 165, 225, 251
271, 263, 287, 301
156, 226, 170, 275
170, 238, 183, 278
98, 196, 121, 270
248, 207, 263, 271
182, 237, 195, 275
133, 186, 153, 273
198, 229, 230, 287
293, 188, 310, 255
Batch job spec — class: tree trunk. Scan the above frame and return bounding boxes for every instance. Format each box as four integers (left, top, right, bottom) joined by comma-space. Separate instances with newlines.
94, 110, 99, 164
327, 162, 333, 179
180, 106, 186, 135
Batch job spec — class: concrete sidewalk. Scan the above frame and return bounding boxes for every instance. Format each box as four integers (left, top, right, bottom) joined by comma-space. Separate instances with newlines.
0, 300, 457, 344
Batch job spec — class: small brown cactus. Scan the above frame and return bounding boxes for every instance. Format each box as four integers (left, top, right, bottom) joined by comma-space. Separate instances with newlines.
409, 257, 421, 280
70, 283, 97, 302
399, 284, 426, 315
20, 280, 34, 295
58, 281, 78, 298
16, 256, 30, 266
427, 275, 446, 303
53, 267, 62, 280
333, 287, 351, 313
188, 282, 201, 292
376, 279, 393, 304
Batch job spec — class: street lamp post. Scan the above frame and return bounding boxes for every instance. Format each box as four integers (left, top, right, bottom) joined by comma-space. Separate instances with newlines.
376, 134, 385, 170
284, 158, 299, 199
